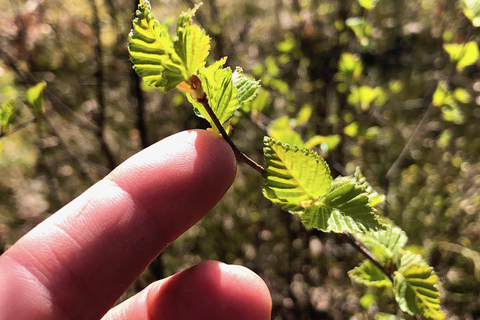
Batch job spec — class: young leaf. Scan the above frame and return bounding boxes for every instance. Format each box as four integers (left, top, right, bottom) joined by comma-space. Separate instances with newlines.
301, 177, 385, 233
349, 260, 392, 287
393, 265, 444, 319
353, 168, 385, 207
355, 226, 408, 264
128, 0, 210, 90
0, 99, 16, 129
358, 0, 380, 10
174, 3, 211, 79
26, 81, 47, 116
233, 67, 260, 107
263, 137, 332, 210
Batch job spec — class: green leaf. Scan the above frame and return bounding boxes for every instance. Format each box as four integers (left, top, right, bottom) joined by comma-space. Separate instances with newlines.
186, 57, 243, 133
460, 0, 480, 27
348, 85, 382, 111
394, 265, 444, 319
453, 87, 471, 103
129, 0, 210, 90
349, 260, 392, 287
267, 127, 304, 149
336, 53, 363, 81
293, 104, 313, 127
358, 0, 380, 10
346, 17, 373, 47
444, 42, 479, 71
263, 137, 332, 211
301, 177, 385, 233
355, 226, 408, 264
26, 81, 46, 116
353, 168, 385, 207
304, 134, 340, 152
0, 99, 16, 128
233, 67, 260, 107
242, 88, 270, 114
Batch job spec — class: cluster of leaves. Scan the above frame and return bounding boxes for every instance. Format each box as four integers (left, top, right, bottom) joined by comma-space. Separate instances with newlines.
0, 82, 46, 155
128, 1, 444, 318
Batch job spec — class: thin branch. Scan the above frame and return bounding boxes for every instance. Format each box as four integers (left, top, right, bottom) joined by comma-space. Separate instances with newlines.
88, 0, 117, 170
196, 94, 267, 174
343, 231, 394, 283
385, 103, 434, 181
0, 117, 36, 139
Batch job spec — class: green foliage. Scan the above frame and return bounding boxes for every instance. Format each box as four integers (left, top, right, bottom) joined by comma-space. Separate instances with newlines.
394, 265, 444, 319
263, 137, 384, 233
443, 41, 479, 72
336, 53, 363, 82
351, 227, 445, 319
263, 137, 332, 211
301, 176, 384, 233
358, 0, 380, 10
460, 0, 480, 27
0, 99, 16, 131
26, 82, 47, 116
186, 59, 260, 133
346, 17, 373, 48
128, 0, 210, 90
432, 82, 465, 124
347, 85, 387, 110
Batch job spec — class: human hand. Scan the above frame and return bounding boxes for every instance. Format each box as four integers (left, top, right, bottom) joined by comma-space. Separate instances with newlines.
0, 130, 272, 320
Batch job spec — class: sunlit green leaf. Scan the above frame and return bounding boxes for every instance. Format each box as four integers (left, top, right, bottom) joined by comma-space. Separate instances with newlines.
453, 87, 471, 103
460, 0, 480, 27
353, 168, 385, 207
346, 18, 373, 47
304, 135, 340, 151
349, 260, 392, 287
233, 67, 260, 107
444, 42, 479, 71
336, 53, 363, 81
348, 85, 383, 110
263, 137, 332, 210
375, 313, 403, 320
243, 88, 270, 114
356, 226, 408, 264
293, 104, 313, 127
26, 81, 47, 116
301, 176, 385, 233
267, 127, 304, 149
394, 265, 444, 319
344, 121, 359, 137
0, 99, 16, 129
358, 0, 380, 10
129, 0, 210, 90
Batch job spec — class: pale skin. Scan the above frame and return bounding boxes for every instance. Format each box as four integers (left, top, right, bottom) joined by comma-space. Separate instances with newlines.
0, 130, 272, 319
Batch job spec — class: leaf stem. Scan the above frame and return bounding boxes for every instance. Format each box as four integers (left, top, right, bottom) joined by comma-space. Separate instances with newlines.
343, 231, 394, 283
196, 94, 267, 175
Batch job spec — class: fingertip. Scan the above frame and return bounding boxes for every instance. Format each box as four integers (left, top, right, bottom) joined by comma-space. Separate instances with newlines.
147, 260, 271, 320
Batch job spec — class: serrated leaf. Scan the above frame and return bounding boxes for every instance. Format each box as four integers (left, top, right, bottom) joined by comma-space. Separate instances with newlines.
353, 168, 385, 207
355, 226, 408, 264
301, 177, 385, 233
349, 260, 392, 287
174, 4, 210, 78
129, 0, 210, 90
394, 265, 444, 319
26, 81, 46, 116
233, 67, 260, 107
188, 57, 240, 133
0, 99, 16, 128
263, 137, 332, 210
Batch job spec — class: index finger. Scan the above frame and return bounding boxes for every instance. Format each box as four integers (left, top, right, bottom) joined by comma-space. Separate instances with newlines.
0, 130, 236, 319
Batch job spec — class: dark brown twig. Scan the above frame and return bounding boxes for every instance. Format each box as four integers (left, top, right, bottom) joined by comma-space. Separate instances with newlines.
196, 95, 267, 175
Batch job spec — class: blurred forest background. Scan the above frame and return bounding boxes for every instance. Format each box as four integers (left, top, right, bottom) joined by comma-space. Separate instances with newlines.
1, 0, 480, 319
